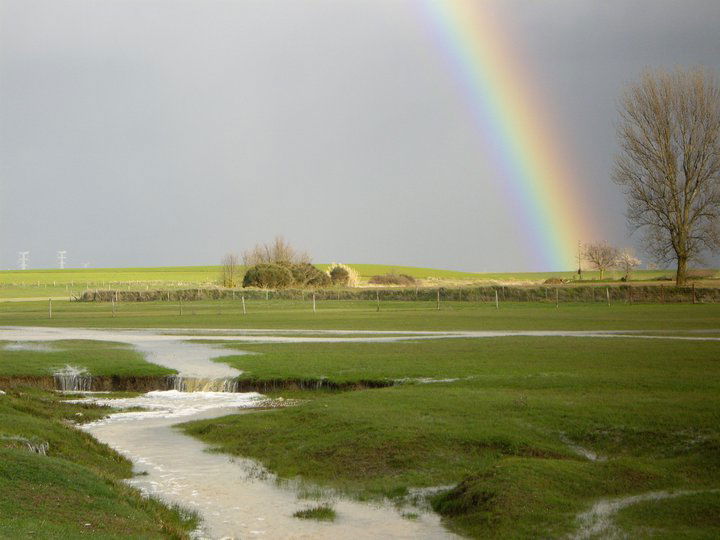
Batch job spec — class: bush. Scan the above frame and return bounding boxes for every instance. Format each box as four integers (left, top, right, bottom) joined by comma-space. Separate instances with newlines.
327, 263, 360, 287
329, 266, 349, 285
242, 264, 294, 289
290, 263, 331, 288
369, 273, 416, 286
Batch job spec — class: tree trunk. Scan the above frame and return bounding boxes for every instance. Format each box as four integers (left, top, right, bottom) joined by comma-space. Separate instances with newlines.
676, 255, 688, 286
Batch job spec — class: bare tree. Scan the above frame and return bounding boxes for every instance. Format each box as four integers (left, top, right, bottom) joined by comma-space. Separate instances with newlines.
616, 248, 641, 281
584, 241, 618, 279
613, 67, 720, 285
242, 236, 311, 267
220, 253, 241, 287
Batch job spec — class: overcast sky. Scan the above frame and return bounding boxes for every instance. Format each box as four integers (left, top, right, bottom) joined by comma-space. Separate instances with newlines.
1, 0, 719, 271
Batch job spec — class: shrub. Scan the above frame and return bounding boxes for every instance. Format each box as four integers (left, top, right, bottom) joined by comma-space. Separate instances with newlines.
290, 263, 331, 288
242, 264, 294, 289
330, 265, 349, 285
369, 273, 416, 286
328, 263, 360, 287
543, 277, 565, 285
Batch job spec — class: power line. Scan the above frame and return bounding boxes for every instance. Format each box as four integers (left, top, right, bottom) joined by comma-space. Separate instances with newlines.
18, 251, 29, 270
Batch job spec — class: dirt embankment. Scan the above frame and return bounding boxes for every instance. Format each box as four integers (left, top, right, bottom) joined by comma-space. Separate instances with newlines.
0, 375, 394, 393
0, 375, 176, 392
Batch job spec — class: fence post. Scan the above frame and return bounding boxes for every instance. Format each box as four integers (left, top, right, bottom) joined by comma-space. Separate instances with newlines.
242, 295, 246, 314
692, 283, 696, 304
112, 299, 115, 318
437, 289, 440, 310
555, 288, 559, 308
312, 293, 316, 313
48, 298, 52, 319
376, 290, 380, 312
606, 287, 610, 307
266, 290, 269, 301
495, 289, 499, 310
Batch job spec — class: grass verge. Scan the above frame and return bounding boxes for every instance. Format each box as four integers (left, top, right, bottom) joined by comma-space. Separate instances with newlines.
0, 387, 197, 538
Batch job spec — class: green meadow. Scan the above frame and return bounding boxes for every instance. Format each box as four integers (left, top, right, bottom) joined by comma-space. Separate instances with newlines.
183, 335, 720, 538
0, 295, 718, 537
2, 298, 720, 332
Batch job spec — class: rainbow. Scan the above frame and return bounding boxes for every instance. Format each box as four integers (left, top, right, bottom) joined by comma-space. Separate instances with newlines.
422, 0, 594, 270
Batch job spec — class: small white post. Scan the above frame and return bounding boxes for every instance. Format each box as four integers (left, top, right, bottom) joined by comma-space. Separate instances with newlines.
556, 288, 559, 308
606, 287, 610, 307
436, 289, 440, 310
242, 295, 246, 314
376, 290, 380, 312
112, 298, 116, 318
312, 293, 316, 313
495, 290, 499, 310
48, 298, 52, 319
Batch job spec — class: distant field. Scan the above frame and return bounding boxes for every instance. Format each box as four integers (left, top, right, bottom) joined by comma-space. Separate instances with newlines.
0, 264, 707, 300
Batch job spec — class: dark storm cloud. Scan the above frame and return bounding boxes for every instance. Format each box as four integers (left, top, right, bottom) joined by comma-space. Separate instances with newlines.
1, 0, 719, 271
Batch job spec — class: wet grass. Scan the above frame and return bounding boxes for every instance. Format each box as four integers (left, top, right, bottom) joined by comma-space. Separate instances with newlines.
0, 387, 198, 538
292, 504, 337, 521
1, 299, 720, 332
0, 340, 176, 377
615, 491, 720, 538
181, 337, 720, 538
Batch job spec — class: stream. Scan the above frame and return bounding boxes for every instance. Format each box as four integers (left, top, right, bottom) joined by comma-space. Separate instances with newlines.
1, 326, 459, 539
3, 325, 717, 538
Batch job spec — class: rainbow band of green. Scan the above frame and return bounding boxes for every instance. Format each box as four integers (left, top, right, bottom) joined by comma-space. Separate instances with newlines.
423, 0, 592, 270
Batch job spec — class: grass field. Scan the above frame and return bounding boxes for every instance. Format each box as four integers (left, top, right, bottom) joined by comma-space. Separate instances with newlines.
0, 264, 702, 300
0, 340, 175, 377
0, 387, 197, 538
181, 335, 720, 538
1, 298, 720, 332
1, 296, 718, 537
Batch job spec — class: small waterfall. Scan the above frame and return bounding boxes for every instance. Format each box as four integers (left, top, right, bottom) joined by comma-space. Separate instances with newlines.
168, 376, 239, 393
54, 365, 93, 392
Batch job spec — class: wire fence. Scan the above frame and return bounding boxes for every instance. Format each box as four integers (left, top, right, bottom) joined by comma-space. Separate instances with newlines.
76, 284, 717, 304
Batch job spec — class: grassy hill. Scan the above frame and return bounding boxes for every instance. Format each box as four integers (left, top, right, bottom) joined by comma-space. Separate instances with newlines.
0, 264, 712, 300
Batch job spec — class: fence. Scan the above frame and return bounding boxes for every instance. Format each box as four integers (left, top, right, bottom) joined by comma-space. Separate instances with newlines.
78, 284, 718, 304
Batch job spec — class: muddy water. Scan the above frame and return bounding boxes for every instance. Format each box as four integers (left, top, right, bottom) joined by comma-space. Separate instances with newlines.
79, 392, 456, 539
